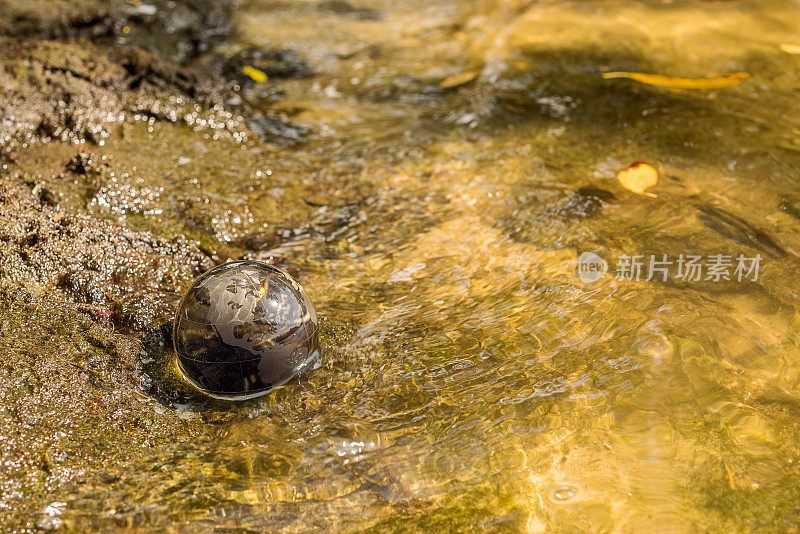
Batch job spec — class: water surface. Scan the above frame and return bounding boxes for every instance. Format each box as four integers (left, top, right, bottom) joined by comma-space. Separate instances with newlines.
66, 0, 800, 530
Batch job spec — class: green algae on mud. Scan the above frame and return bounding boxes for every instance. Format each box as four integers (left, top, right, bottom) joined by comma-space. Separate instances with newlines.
0, 174, 214, 528
0, 294, 206, 529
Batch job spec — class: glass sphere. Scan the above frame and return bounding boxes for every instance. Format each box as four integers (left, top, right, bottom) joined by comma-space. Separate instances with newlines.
173, 260, 319, 400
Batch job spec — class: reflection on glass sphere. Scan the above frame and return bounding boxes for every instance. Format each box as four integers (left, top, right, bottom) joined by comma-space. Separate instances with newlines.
173, 260, 319, 400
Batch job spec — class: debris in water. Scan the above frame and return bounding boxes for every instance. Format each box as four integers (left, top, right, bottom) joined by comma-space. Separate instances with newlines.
439, 70, 480, 89
616, 161, 658, 197
601, 71, 749, 89
242, 65, 268, 83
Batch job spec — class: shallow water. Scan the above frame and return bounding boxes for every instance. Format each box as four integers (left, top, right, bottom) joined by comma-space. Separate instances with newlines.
61, 0, 800, 530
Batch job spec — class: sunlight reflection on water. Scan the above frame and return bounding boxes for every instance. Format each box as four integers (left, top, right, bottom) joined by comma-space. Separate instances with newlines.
65, 0, 800, 530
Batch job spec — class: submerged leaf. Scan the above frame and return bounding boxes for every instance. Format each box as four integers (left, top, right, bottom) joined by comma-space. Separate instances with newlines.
439, 70, 479, 89
617, 162, 658, 197
601, 71, 749, 89
242, 65, 268, 83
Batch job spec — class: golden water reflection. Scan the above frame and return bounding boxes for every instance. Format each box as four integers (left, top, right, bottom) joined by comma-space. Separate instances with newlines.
68, 0, 800, 530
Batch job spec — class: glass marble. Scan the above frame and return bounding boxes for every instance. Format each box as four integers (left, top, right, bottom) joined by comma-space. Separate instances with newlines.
173, 260, 319, 400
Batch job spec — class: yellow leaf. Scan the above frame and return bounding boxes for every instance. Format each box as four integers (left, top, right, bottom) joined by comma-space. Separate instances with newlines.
439, 70, 479, 89
242, 65, 268, 83
617, 162, 658, 197
601, 71, 749, 89
780, 44, 800, 55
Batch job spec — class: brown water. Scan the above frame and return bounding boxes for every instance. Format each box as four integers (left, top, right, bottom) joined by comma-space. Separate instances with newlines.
62, 0, 800, 531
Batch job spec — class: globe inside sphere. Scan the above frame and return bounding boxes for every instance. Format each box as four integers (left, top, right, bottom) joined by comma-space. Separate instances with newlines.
173, 260, 319, 400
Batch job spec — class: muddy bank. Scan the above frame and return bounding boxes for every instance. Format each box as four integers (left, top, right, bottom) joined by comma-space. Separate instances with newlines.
0, 1, 320, 529
0, 166, 209, 528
